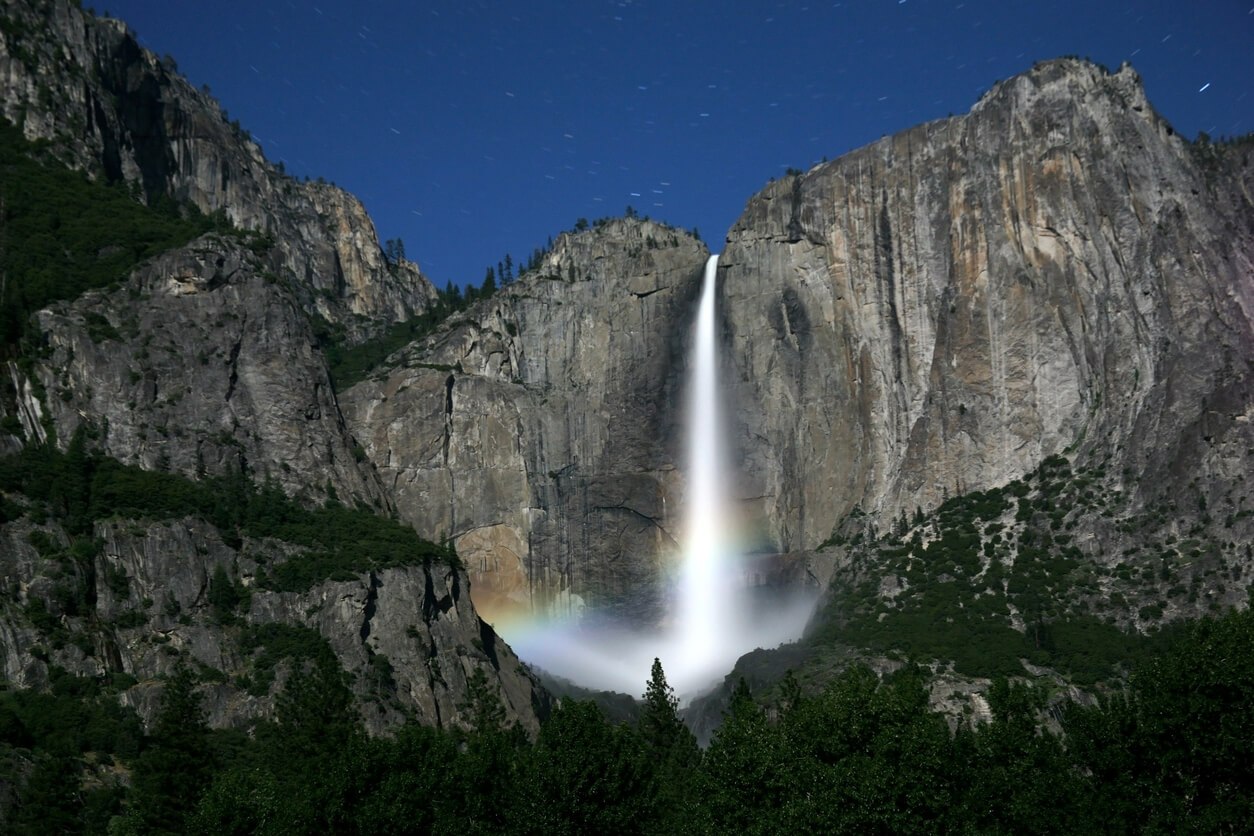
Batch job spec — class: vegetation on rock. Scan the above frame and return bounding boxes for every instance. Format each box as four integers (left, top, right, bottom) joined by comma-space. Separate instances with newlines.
809, 453, 1246, 687
0, 436, 460, 592
0, 119, 232, 353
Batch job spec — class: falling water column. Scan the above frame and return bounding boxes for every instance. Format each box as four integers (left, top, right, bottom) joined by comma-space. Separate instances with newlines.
677, 254, 730, 679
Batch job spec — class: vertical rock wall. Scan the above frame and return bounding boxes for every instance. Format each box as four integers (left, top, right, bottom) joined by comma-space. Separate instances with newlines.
720, 59, 1254, 552
343, 220, 710, 626
349, 60, 1254, 625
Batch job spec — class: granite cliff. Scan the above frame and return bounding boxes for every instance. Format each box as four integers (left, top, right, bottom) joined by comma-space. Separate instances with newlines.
721, 59, 1254, 567
0, 0, 434, 342
25, 236, 391, 504
348, 59, 1254, 635
0, 506, 545, 737
0, 0, 543, 735
342, 219, 710, 626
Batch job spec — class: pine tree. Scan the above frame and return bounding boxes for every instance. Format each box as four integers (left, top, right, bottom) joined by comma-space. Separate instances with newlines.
640, 658, 684, 752
274, 655, 358, 765
446, 669, 529, 832
443, 280, 462, 309
10, 752, 83, 836
698, 678, 791, 833
127, 664, 213, 834
207, 564, 239, 623
56, 427, 92, 535
528, 700, 653, 834
461, 667, 507, 734
638, 659, 700, 831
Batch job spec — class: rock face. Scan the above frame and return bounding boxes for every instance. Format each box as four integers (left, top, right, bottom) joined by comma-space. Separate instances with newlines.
342, 220, 710, 626
28, 234, 386, 504
0, 0, 434, 341
3, 0, 1252, 733
1, 226, 551, 733
0, 230, 551, 731
0, 514, 546, 735
0, 0, 543, 733
719, 58, 1254, 559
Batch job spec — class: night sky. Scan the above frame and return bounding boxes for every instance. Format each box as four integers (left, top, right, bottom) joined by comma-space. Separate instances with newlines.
102, 1, 1254, 291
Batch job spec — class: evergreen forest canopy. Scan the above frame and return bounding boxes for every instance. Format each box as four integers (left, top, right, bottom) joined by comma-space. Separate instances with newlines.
1, 607, 1251, 833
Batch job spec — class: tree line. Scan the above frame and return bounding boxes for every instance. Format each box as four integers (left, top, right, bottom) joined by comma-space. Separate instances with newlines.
1, 603, 1251, 833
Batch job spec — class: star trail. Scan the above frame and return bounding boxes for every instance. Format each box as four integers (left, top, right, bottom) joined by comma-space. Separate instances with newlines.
105, 0, 1253, 290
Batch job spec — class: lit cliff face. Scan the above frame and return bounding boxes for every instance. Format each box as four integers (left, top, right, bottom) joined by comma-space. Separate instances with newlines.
349, 59, 1254, 628
388, 253, 816, 701
31, 237, 388, 503
719, 58, 1254, 555
0, 0, 542, 733
341, 218, 710, 628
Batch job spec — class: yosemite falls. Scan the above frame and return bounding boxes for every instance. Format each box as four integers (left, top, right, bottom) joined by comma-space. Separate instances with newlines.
509, 254, 816, 700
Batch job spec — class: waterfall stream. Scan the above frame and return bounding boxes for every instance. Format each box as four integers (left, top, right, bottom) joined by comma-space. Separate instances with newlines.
675, 254, 734, 685
507, 253, 816, 702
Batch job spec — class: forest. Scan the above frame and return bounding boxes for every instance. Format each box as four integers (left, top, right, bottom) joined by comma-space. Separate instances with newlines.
1, 604, 1251, 834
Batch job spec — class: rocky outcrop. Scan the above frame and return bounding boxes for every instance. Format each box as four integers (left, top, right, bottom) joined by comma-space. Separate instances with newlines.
0, 513, 546, 735
0, 0, 539, 734
719, 59, 1254, 561
26, 234, 386, 504
342, 219, 710, 626
0, 229, 556, 732
0, 0, 434, 341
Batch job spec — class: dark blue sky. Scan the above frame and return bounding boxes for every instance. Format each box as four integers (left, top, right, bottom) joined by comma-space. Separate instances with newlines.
103, 1, 1253, 290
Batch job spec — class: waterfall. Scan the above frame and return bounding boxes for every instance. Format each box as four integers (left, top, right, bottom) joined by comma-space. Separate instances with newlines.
505, 251, 817, 702
675, 254, 733, 682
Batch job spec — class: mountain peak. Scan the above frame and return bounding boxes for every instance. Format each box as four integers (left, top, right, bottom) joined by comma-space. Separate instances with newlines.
0, 0, 435, 343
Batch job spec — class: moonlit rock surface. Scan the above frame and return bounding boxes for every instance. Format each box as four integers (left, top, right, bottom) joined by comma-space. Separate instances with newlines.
507, 255, 817, 701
